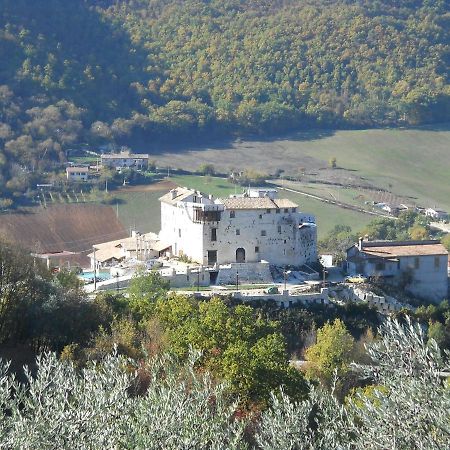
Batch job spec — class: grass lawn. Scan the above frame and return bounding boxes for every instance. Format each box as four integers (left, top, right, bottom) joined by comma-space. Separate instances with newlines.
112, 190, 163, 234
279, 189, 374, 237
151, 125, 450, 212
171, 174, 238, 198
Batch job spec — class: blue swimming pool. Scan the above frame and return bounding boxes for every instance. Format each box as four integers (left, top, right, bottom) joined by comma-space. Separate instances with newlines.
78, 271, 111, 282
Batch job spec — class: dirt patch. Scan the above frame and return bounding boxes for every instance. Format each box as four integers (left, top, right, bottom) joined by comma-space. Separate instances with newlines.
0, 204, 127, 253
117, 180, 177, 193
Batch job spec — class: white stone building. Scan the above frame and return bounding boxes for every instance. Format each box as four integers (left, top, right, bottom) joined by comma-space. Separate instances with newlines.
158, 187, 317, 270
66, 167, 89, 182
425, 208, 448, 221
346, 239, 449, 303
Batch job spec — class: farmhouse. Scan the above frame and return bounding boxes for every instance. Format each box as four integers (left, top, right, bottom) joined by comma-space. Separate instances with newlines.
158, 187, 317, 268
101, 151, 149, 170
66, 167, 89, 182
346, 239, 448, 303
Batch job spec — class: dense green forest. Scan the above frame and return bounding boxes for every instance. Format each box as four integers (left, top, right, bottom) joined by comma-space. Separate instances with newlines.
0, 0, 449, 202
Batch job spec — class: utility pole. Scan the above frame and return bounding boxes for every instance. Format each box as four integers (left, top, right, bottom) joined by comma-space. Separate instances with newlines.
93, 247, 97, 291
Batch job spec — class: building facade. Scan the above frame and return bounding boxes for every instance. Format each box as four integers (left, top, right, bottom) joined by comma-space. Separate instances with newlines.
346, 239, 449, 303
159, 187, 317, 268
66, 167, 89, 181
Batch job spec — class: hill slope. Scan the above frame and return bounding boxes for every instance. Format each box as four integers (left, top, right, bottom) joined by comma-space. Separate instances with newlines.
0, 0, 449, 202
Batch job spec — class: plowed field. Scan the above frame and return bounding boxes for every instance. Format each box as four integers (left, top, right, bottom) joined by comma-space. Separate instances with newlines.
0, 204, 127, 253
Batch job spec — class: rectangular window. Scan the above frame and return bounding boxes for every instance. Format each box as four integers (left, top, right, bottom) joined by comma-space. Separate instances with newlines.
236, 229, 240, 236
284, 208, 289, 213
278, 225, 282, 233
292, 207, 296, 212
276, 208, 280, 214
266, 209, 271, 214
211, 228, 217, 241
434, 256, 440, 269
230, 210, 235, 218
255, 246, 259, 253
414, 257, 420, 269
261, 230, 266, 236
207, 250, 217, 265
178, 229, 181, 238
259, 214, 262, 219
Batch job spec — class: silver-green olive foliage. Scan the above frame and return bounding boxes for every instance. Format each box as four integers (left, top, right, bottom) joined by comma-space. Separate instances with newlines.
0, 318, 448, 449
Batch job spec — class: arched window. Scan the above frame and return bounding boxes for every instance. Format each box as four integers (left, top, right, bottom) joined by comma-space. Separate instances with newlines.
236, 248, 246, 263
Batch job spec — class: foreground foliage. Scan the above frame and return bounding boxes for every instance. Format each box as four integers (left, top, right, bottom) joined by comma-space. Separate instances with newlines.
0, 318, 448, 449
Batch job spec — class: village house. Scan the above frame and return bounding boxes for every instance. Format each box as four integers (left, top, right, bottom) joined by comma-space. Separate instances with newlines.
425, 208, 448, 221
66, 166, 89, 182
158, 187, 317, 268
88, 231, 170, 270
346, 239, 449, 303
101, 151, 149, 170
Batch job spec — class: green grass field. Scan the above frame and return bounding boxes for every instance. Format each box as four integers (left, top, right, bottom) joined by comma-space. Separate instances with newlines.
112, 190, 163, 234
152, 125, 450, 213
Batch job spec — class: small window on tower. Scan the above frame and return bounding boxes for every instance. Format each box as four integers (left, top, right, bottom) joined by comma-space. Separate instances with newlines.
230, 210, 235, 218
255, 246, 259, 253
211, 228, 217, 241
278, 225, 281, 233
261, 230, 266, 236
236, 229, 240, 236
178, 229, 181, 238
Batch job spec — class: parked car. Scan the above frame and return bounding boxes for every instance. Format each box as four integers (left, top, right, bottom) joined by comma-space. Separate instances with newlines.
146, 259, 163, 270
265, 286, 279, 294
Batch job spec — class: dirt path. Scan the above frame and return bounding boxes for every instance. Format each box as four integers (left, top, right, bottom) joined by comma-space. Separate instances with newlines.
269, 183, 395, 220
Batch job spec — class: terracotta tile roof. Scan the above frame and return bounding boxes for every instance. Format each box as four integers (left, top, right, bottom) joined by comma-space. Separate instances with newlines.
220, 197, 298, 210
361, 242, 448, 258
274, 199, 298, 208
159, 187, 196, 205
66, 167, 89, 173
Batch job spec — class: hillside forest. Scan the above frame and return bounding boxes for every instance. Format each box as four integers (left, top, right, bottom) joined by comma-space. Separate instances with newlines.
0, 0, 449, 202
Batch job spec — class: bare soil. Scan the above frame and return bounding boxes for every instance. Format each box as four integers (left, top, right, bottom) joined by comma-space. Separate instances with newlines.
0, 204, 127, 253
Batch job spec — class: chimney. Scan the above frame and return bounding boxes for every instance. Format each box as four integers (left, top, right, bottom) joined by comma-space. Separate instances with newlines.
358, 237, 363, 251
